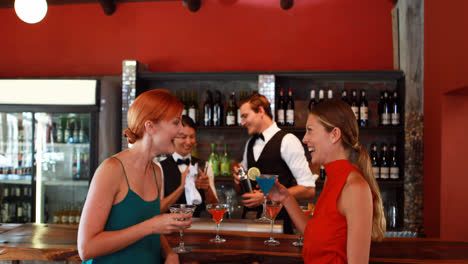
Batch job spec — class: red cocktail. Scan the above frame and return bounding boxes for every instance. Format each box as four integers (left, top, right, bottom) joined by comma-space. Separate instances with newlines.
206, 203, 229, 243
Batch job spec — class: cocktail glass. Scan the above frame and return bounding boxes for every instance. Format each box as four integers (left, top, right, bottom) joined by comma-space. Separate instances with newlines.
169, 204, 197, 253
255, 174, 278, 223
264, 199, 283, 246
292, 205, 312, 247
206, 203, 229, 243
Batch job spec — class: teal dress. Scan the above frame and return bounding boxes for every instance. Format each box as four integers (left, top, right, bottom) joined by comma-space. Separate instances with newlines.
84, 157, 161, 264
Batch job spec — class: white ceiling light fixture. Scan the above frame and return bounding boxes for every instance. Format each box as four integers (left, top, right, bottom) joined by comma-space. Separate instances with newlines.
14, 0, 48, 24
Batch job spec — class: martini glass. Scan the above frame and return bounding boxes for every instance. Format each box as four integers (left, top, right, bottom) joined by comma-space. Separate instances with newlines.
169, 204, 197, 253
206, 203, 229, 243
264, 199, 283, 246
255, 174, 278, 222
292, 205, 313, 247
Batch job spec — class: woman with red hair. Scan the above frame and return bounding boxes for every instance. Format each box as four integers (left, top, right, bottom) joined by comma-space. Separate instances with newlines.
78, 89, 191, 264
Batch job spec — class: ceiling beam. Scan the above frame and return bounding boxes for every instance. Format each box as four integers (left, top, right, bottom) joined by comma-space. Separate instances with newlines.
97, 0, 116, 15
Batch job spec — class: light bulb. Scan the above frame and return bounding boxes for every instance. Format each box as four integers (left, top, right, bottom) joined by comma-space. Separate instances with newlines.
14, 0, 48, 24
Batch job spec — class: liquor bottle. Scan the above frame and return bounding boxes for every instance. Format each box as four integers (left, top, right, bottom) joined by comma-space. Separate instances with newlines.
341, 90, 350, 105
212, 90, 223, 126
22, 186, 31, 222
378, 92, 384, 125
359, 90, 369, 127
56, 119, 64, 143
381, 90, 391, 126
73, 117, 80, 143
225, 92, 237, 126
220, 144, 231, 176
318, 89, 325, 104
370, 143, 380, 179
237, 90, 243, 126
237, 166, 252, 194
327, 88, 333, 100
387, 200, 398, 230
389, 144, 399, 180
15, 186, 25, 223
188, 90, 198, 124
319, 165, 326, 180
1, 187, 10, 222
74, 204, 82, 225
391, 90, 400, 126
53, 206, 62, 224
64, 119, 72, 143
181, 89, 188, 116
203, 91, 213, 127
379, 143, 389, 180
8, 186, 17, 223
79, 118, 88, 143
277, 88, 285, 126
61, 204, 69, 225
308, 89, 317, 111
208, 143, 220, 177
286, 88, 295, 126
72, 149, 81, 181
80, 152, 89, 180
350, 90, 359, 122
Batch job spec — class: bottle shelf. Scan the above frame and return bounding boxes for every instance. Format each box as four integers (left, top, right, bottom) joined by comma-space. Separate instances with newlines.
315, 179, 403, 187
198, 125, 403, 134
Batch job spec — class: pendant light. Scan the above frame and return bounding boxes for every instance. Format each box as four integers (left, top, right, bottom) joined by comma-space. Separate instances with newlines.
14, 0, 48, 24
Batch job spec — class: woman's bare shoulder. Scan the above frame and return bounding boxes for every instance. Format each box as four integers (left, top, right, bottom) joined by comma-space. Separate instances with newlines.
90, 157, 124, 187
342, 171, 371, 200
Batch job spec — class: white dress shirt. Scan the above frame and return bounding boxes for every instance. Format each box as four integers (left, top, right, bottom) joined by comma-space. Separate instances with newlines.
157, 153, 218, 199
241, 123, 318, 187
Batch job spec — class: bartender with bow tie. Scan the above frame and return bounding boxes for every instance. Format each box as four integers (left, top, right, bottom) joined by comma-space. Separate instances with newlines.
234, 93, 318, 234
159, 116, 218, 217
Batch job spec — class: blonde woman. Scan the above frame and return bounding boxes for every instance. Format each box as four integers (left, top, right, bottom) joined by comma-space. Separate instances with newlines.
269, 99, 386, 263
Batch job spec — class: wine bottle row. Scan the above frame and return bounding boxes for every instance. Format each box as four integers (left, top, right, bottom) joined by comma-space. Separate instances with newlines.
0, 184, 32, 223
53, 115, 89, 144
308, 88, 401, 127
370, 143, 400, 180
175, 89, 253, 127
207, 142, 232, 177
72, 148, 90, 181
50, 202, 83, 225
316, 142, 401, 181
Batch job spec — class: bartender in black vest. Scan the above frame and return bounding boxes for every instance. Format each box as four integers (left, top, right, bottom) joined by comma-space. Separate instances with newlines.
159, 116, 218, 217
233, 93, 318, 234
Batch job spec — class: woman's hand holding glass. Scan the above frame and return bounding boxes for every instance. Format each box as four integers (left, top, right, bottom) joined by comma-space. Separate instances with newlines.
266, 180, 290, 203
148, 212, 192, 234
169, 204, 197, 253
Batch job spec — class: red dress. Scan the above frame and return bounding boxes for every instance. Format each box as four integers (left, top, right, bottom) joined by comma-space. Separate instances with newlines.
302, 159, 361, 264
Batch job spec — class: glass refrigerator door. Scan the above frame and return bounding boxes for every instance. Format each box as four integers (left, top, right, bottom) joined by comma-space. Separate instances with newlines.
34, 112, 90, 224
0, 112, 33, 223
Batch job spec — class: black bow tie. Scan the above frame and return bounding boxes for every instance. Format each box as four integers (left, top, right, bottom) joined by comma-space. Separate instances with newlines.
176, 158, 190, 166
253, 133, 264, 141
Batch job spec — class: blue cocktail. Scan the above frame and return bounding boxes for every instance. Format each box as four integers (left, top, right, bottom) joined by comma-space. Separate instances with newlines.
255, 174, 278, 222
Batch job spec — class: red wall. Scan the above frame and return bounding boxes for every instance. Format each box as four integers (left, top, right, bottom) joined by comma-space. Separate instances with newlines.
0, 0, 394, 77
425, 0, 468, 240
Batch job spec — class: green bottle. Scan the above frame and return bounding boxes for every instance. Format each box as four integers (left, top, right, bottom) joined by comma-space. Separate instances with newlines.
220, 143, 231, 176
208, 143, 220, 177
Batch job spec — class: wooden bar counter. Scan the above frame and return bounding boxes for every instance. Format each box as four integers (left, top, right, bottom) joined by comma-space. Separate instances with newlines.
1, 223, 468, 263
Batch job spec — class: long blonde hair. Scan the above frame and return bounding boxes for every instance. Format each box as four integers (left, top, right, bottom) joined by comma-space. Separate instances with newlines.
310, 99, 386, 241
